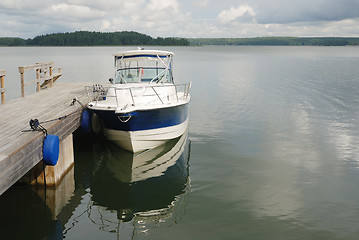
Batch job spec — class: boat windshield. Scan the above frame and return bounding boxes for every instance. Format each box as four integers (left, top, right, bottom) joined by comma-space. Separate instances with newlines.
114, 55, 173, 84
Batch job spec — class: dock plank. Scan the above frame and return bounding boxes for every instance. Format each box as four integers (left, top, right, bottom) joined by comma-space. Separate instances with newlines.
0, 82, 90, 195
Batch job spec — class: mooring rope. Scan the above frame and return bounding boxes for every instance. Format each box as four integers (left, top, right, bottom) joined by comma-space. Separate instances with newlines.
26, 98, 85, 133
29, 118, 48, 135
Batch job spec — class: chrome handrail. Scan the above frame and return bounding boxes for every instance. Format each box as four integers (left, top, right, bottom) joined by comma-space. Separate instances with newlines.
86, 82, 191, 108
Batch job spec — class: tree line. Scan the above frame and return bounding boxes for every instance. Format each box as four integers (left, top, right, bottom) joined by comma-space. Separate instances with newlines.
0, 31, 189, 46
2, 33, 359, 46
188, 37, 359, 46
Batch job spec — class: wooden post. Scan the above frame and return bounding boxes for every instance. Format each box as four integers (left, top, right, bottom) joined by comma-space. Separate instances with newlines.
0, 70, 5, 104
18, 62, 61, 96
36, 68, 40, 92
49, 66, 53, 87
20, 72, 25, 97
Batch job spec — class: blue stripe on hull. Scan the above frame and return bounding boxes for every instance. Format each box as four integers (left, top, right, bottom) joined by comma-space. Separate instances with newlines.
92, 104, 188, 132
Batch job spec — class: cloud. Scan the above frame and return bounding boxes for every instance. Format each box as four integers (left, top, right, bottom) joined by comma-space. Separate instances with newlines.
65, 0, 147, 13
192, 0, 210, 8
148, 0, 179, 11
96, 0, 192, 37
254, 0, 359, 24
0, 0, 19, 9
217, 4, 256, 24
1, 0, 359, 38
44, 3, 107, 21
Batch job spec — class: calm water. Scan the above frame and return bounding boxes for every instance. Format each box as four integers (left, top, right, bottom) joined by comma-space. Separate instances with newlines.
1, 46, 359, 239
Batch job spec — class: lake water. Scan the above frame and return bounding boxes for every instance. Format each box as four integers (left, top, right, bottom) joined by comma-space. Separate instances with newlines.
1, 46, 359, 239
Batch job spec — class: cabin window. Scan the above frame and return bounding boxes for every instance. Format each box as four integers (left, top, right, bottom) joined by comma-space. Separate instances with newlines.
115, 56, 173, 84
115, 65, 172, 83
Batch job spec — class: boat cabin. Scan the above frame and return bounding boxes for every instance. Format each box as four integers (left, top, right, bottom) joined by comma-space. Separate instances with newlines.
113, 50, 174, 84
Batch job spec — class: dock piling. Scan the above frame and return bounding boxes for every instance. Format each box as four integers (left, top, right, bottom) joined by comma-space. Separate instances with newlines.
0, 70, 5, 104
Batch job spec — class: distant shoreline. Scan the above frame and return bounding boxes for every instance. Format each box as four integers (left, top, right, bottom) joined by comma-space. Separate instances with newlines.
1, 42, 358, 47
1, 31, 358, 46
188, 37, 359, 46
0, 31, 190, 47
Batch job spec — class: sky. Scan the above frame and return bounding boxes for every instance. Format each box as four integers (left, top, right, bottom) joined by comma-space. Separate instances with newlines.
1, 0, 359, 38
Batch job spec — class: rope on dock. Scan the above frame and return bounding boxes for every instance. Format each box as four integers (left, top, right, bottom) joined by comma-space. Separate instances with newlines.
29, 119, 48, 135
26, 98, 85, 133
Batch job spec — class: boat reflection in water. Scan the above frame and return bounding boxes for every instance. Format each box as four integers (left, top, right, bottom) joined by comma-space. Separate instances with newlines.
90, 130, 190, 235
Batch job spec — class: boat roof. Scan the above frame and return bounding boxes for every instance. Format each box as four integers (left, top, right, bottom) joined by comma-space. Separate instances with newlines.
114, 49, 174, 59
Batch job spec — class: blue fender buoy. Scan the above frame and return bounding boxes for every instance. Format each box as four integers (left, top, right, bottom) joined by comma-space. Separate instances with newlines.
81, 109, 92, 133
43, 135, 59, 166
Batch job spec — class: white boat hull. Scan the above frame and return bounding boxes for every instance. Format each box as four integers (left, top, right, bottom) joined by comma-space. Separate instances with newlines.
104, 117, 189, 152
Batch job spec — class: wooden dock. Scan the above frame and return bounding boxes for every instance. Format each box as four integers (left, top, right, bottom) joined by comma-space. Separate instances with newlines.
0, 82, 89, 195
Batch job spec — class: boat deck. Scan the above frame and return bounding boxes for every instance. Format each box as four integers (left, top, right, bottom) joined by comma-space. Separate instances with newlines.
0, 82, 89, 195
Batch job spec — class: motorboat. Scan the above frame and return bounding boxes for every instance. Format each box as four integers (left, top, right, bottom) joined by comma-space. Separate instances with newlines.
87, 49, 191, 152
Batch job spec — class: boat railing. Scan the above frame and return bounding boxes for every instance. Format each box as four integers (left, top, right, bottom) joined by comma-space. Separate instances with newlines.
86, 84, 108, 102
86, 82, 191, 107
